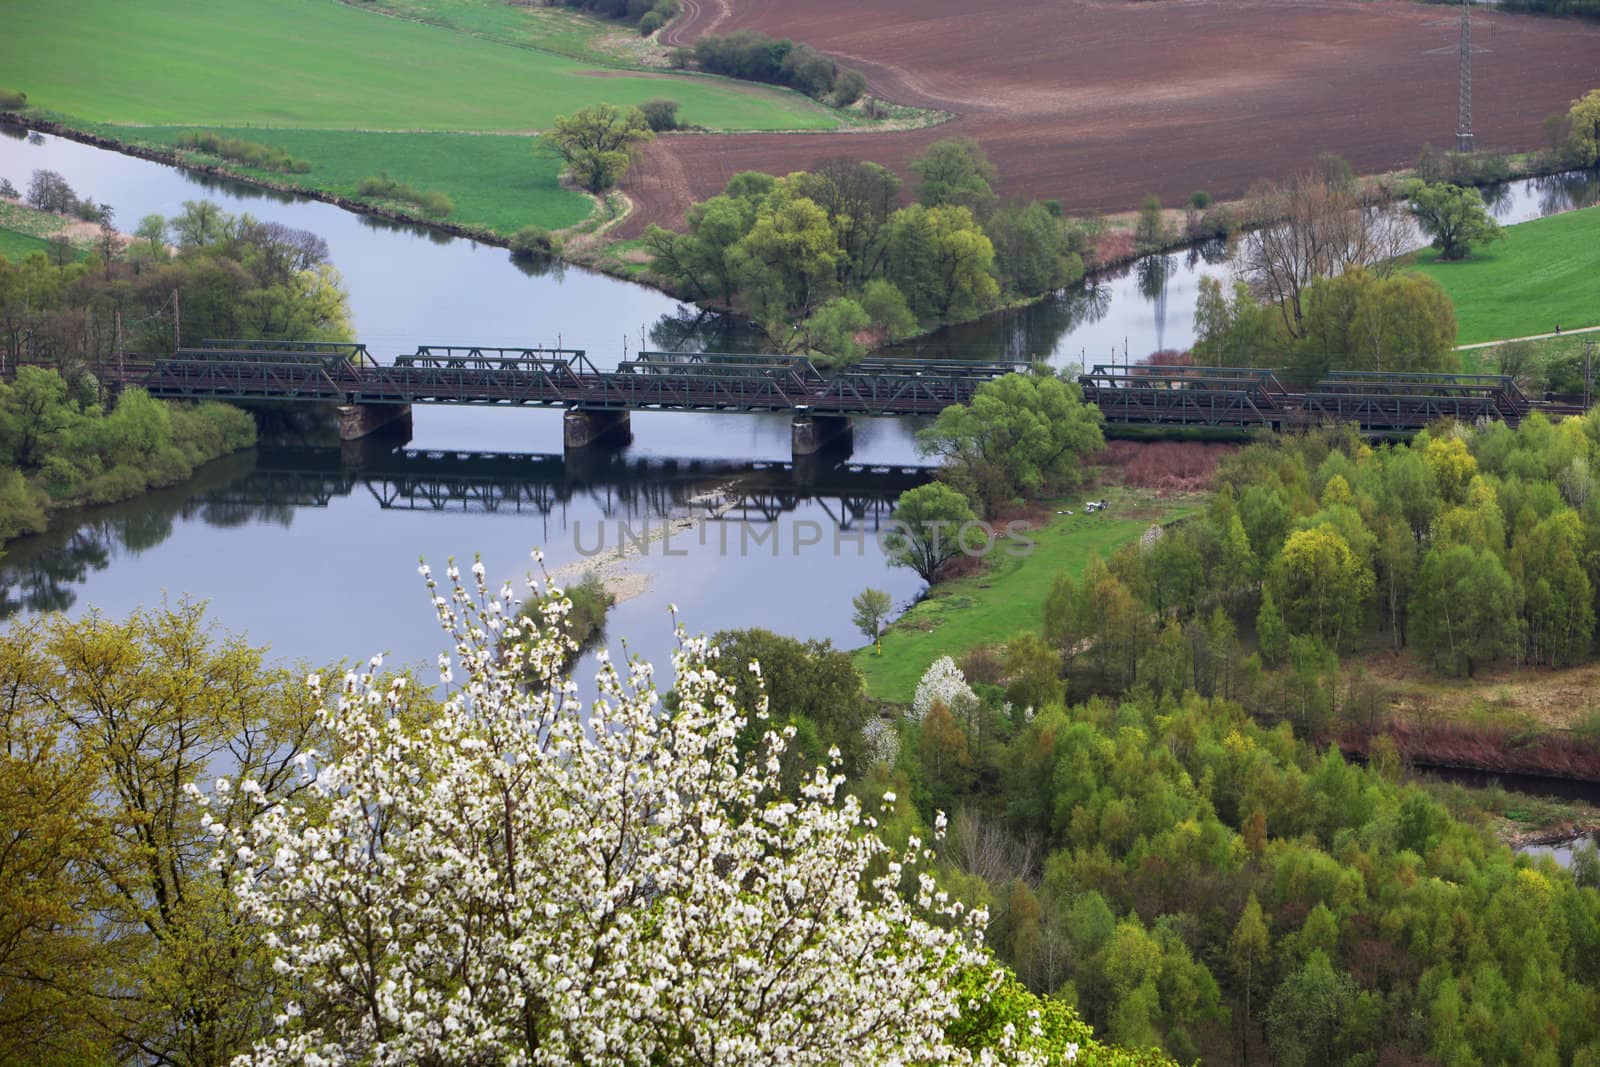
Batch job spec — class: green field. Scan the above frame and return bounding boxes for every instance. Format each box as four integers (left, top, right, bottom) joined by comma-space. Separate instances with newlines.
0, 227, 59, 262
1412, 205, 1600, 345
855, 489, 1203, 702
100, 127, 593, 235
350, 0, 656, 64
3, 0, 838, 133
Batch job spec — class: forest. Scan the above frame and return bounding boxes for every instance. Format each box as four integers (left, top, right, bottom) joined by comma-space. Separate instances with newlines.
644, 143, 1090, 358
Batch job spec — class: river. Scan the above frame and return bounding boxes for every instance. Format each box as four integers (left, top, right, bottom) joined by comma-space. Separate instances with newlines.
2, 124, 1597, 683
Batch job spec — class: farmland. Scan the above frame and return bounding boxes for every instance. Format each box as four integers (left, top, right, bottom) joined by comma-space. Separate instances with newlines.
617, 0, 1600, 235
1, 0, 839, 133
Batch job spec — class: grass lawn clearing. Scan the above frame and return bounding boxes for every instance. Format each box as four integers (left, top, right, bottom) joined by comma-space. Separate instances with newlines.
0, 226, 63, 262
855, 488, 1205, 702
3, 0, 839, 133
1412, 206, 1600, 345
101, 127, 593, 235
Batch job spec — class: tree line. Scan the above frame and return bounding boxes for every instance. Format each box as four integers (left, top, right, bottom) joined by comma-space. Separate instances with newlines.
672, 29, 867, 106
645, 141, 1091, 359
0, 193, 354, 546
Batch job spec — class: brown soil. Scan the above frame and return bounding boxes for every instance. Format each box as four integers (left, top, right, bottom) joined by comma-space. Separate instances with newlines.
620, 0, 1600, 236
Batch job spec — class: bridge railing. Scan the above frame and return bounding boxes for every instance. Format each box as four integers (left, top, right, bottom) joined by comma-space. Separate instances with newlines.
400, 345, 598, 376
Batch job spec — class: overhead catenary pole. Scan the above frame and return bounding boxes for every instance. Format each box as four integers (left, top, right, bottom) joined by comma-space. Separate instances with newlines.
1457, 0, 1474, 153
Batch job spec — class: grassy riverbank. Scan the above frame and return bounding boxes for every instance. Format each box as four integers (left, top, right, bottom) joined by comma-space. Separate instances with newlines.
0, 199, 92, 262
92, 126, 595, 236
855, 487, 1206, 702
1412, 205, 1600, 344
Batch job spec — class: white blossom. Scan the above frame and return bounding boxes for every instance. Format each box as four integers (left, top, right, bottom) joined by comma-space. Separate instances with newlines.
208, 554, 1081, 1067
911, 657, 979, 724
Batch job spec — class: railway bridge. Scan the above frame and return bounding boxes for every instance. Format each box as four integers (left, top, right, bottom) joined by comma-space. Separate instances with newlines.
89, 343, 1586, 457
100, 341, 1025, 459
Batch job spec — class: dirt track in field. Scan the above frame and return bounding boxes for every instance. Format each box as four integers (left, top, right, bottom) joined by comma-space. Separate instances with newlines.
617, 0, 1600, 236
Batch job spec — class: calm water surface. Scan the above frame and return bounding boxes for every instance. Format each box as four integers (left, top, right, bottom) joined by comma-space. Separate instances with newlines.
2, 126, 1595, 678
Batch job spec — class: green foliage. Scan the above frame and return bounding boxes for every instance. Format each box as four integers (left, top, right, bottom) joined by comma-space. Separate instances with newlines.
885, 203, 999, 323
1406, 179, 1505, 261
851, 588, 893, 649
985, 200, 1086, 297
176, 129, 310, 173
859, 278, 917, 341
1411, 543, 1521, 676
1566, 88, 1600, 167
712, 627, 872, 778
1134, 194, 1166, 252
887, 681, 1600, 1065
0, 88, 26, 110
885, 482, 979, 583
911, 138, 998, 219
800, 296, 869, 363
638, 97, 680, 132
357, 173, 454, 217
689, 29, 866, 104
509, 224, 561, 257
0, 602, 351, 1062
1293, 267, 1458, 380
918, 372, 1105, 515
518, 571, 615, 670
1191, 276, 1285, 368
548, 103, 653, 194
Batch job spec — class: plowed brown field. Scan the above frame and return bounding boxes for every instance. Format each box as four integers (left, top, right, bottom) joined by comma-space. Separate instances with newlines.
618, 0, 1600, 236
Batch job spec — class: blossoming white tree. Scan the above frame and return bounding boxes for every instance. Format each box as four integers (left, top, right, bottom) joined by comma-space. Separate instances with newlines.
912, 655, 980, 724
205, 555, 1082, 1066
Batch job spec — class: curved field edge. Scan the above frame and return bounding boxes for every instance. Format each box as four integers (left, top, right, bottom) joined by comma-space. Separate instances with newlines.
0, 0, 840, 134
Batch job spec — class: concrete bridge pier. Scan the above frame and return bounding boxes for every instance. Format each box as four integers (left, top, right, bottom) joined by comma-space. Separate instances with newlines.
564, 406, 632, 451
791, 413, 853, 459
337, 403, 412, 442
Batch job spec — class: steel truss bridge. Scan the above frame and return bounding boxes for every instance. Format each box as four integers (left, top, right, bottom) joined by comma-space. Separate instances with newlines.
83, 342, 1585, 435
205, 446, 927, 529
1076, 365, 1584, 432
102, 341, 1023, 417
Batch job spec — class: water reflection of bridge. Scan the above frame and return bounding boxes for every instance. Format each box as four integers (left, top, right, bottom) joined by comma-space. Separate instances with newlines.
209, 447, 930, 529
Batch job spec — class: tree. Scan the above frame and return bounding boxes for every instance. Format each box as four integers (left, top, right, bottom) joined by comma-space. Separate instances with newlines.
917, 372, 1104, 515
1228, 893, 1271, 1065
1265, 951, 1357, 1067
852, 587, 893, 653
638, 97, 680, 131
799, 295, 869, 361
1411, 543, 1520, 676
1267, 526, 1373, 651
726, 191, 842, 336
1564, 88, 1600, 167
985, 201, 1084, 296
217, 559, 1052, 1067
1255, 585, 1290, 666
546, 103, 654, 193
910, 138, 997, 218
25, 169, 76, 214
135, 212, 169, 259
860, 277, 917, 340
1293, 267, 1458, 379
712, 627, 873, 777
1134, 194, 1166, 252
1235, 169, 1409, 337
885, 203, 999, 322
171, 199, 226, 248
1407, 180, 1505, 261
0, 602, 328, 1065
885, 482, 979, 583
